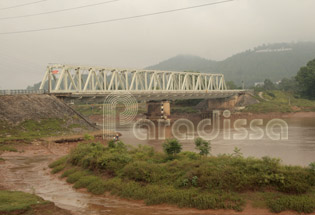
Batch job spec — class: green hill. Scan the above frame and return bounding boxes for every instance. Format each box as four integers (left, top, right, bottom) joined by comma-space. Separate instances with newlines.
146, 42, 315, 87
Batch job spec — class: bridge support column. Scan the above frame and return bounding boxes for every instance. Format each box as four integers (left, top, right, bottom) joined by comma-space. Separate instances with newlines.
146, 101, 170, 121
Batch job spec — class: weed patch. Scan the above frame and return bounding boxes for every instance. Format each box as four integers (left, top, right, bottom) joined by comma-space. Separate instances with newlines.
0, 191, 47, 212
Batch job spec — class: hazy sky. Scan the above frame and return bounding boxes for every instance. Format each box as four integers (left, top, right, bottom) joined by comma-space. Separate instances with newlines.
0, 0, 315, 89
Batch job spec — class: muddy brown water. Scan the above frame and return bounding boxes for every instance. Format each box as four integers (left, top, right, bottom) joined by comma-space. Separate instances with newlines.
1, 155, 224, 215
0, 116, 315, 215
118, 117, 315, 166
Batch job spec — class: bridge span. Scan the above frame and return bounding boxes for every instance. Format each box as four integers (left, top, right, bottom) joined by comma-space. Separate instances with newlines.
39, 64, 244, 101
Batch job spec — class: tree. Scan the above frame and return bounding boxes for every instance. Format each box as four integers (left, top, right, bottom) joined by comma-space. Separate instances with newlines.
194, 138, 211, 156
278, 77, 297, 92
163, 138, 182, 156
295, 59, 315, 99
226, 81, 238, 90
263, 79, 276, 90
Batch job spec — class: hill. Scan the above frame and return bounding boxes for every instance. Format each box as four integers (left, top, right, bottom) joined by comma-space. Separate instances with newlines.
0, 94, 96, 142
147, 42, 315, 87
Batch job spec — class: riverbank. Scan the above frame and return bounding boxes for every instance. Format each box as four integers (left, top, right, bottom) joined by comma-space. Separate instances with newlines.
1, 136, 315, 215
0, 190, 71, 215
49, 141, 315, 214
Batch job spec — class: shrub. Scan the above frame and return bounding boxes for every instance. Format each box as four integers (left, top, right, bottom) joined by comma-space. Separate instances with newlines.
66, 171, 89, 184
49, 156, 68, 169
309, 162, 315, 173
277, 167, 311, 194
96, 151, 131, 174
61, 168, 77, 178
266, 193, 315, 213
61, 140, 315, 212
84, 134, 94, 141
194, 138, 211, 156
122, 161, 165, 183
73, 175, 100, 189
68, 142, 106, 167
179, 151, 198, 160
163, 139, 182, 157
232, 147, 243, 157
86, 178, 106, 195
129, 145, 155, 161
107, 139, 116, 148
107, 140, 127, 150
51, 164, 65, 174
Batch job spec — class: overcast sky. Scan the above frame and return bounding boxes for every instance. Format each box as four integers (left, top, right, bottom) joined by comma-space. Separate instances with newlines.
0, 0, 315, 89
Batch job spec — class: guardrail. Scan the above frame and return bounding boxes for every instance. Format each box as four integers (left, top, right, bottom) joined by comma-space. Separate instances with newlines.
0, 90, 45, 95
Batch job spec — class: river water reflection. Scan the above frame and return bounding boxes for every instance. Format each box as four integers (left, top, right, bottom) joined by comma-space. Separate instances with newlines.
118, 117, 315, 166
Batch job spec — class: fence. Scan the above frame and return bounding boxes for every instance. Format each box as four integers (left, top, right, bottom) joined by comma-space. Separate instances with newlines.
0, 89, 45, 95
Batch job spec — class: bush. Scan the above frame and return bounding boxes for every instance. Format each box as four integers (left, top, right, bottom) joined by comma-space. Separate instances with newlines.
309, 162, 315, 173
163, 139, 182, 157
66, 171, 89, 184
84, 134, 94, 141
86, 178, 106, 195
179, 151, 199, 160
96, 151, 131, 174
69, 142, 106, 167
60, 168, 77, 178
49, 156, 68, 169
73, 175, 100, 189
277, 166, 311, 194
107, 140, 126, 150
194, 138, 211, 156
266, 193, 315, 213
129, 145, 155, 161
107, 139, 116, 148
51, 164, 65, 174
59, 139, 315, 212
122, 161, 165, 183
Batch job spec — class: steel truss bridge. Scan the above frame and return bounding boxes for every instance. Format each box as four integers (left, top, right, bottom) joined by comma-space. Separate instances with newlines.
39, 64, 244, 101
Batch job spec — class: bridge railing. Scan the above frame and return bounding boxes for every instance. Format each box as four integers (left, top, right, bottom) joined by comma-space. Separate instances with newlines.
0, 89, 45, 95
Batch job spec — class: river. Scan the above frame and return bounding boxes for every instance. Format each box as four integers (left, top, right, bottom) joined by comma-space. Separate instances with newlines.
0, 115, 314, 215
117, 116, 315, 166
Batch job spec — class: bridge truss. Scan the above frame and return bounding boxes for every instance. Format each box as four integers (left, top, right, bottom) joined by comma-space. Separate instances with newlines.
40, 64, 240, 101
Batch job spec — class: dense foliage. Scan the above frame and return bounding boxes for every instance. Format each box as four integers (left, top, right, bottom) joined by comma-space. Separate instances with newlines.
50, 141, 315, 213
146, 42, 315, 87
296, 58, 315, 99
162, 138, 182, 157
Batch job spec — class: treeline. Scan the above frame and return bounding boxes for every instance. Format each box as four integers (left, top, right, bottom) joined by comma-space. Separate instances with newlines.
228, 58, 315, 100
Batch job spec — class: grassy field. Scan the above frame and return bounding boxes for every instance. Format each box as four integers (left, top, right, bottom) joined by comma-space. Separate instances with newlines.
0, 118, 87, 143
0, 190, 48, 213
245, 90, 315, 113
0, 145, 18, 152
50, 141, 315, 213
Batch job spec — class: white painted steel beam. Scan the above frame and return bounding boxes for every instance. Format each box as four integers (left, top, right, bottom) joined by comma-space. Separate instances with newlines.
39, 64, 243, 101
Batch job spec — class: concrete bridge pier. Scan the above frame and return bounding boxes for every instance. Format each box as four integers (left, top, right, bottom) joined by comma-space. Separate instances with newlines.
145, 101, 170, 121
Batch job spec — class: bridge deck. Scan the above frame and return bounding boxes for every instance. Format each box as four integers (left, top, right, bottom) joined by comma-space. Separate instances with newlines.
52, 90, 244, 101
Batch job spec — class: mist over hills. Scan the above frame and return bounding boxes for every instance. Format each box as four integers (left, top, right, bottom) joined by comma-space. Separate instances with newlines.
28, 42, 315, 90
146, 42, 315, 87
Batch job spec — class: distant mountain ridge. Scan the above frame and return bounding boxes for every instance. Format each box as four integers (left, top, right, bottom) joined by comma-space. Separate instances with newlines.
146, 42, 315, 86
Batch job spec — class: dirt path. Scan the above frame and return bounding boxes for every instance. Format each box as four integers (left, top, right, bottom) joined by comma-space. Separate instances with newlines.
0, 143, 313, 215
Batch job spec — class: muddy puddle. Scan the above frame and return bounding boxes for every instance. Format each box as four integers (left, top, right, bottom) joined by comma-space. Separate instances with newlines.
1, 155, 255, 215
